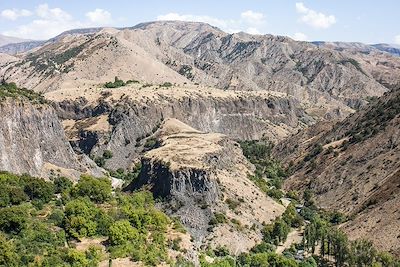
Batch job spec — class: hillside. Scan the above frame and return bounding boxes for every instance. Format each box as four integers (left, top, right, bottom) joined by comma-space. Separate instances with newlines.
313, 41, 400, 90
274, 88, 400, 255
1, 21, 400, 119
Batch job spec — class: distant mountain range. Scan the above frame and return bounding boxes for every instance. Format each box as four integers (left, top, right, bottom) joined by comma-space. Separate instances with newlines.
0, 33, 31, 47
1, 25, 400, 57
313, 41, 400, 57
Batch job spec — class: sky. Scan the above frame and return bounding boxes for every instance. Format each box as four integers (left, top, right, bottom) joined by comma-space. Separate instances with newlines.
0, 0, 399, 44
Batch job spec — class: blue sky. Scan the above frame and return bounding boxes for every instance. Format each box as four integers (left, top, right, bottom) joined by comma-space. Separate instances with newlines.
0, 0, 399, 44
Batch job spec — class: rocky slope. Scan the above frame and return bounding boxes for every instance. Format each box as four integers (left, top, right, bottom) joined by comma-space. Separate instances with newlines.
313, 41, 400, 90
127, 118, 285, 253
0, 94, 103, 179
273, 88, 400, 255
2, 21, 400, 118
47, 83, 313, 170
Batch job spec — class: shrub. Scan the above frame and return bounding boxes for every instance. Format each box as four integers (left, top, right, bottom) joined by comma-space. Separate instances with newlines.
103, 150, 113, 159
209, 212, 227, 225
53, 176, 73, 194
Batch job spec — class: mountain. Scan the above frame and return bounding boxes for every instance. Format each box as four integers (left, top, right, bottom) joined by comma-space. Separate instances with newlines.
2, 21, 400, 119
313, 41, 400, 57
0, 34, 30, 47
273, 88, 400, 255
0, 40, 45, 55
312, 41, 400, 90
372, 43, 400, 57
1, 20, 400, 264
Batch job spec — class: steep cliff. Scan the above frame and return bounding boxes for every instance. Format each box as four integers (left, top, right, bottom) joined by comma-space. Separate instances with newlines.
127, 118, 285, 252
0, 92, 103, 179
49, 85, 314, 170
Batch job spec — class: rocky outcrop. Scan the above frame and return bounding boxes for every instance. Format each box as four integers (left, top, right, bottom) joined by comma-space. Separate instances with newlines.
127, 119, 285, 252
0, 98, 103, 179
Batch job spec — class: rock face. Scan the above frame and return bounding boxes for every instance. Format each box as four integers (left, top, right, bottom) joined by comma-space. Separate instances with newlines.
127, 119, 285, 252
51, 85, 313, 170
274, 89, 400, 255
0, 98, 103, 179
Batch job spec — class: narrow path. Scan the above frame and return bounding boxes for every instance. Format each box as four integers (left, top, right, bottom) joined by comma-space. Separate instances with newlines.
276, 227, 304, 254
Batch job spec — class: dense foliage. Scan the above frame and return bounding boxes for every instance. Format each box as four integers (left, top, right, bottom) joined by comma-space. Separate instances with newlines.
0, 82, 47, 104
0, 172, 173, 266
239, 140, 288, 200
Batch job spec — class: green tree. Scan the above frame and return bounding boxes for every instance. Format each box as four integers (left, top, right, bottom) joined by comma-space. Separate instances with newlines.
108, 220, 139, 245
349, 239, 376, 267
72, 175, 112, 203
282, 204, 303, 228
272, 218, 290, 245
22, 176, 54, 203
0, 233, 19, 266
0, 205, 27, 233
53, 176, 73, 194
64, 198, 98, 238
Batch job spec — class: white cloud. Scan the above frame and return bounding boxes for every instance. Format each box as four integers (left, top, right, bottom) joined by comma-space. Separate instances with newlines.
241, 10, 265, 25
157, 10, 266, 35
395, 35, 400, 45
292, 32, 308, 41
246, 27, 261, 35
86, 8, 113, 24
3, 4, 114, 40
1, 8, 32, 20
295, 2, 336, 29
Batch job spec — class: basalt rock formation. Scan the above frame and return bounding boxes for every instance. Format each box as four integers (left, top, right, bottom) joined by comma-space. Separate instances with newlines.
50, 85, 313, 170
127, 118, 285, 252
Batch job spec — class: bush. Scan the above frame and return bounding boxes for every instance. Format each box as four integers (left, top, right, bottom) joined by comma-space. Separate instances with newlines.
0, 233, 18, 266
94, 156, 105, 167
209, 212, 227, 225
103, 150, 113, 159
104, 76, 126, 88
